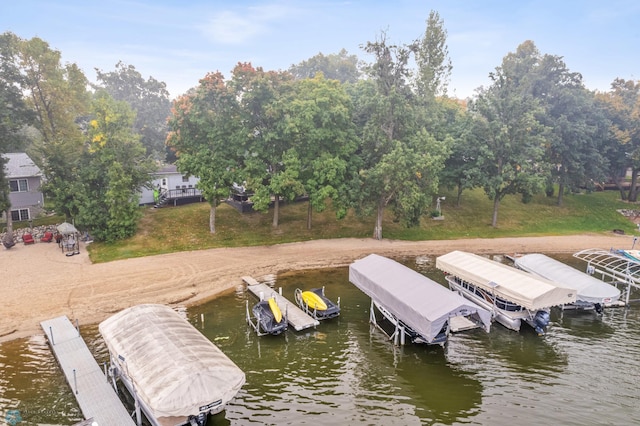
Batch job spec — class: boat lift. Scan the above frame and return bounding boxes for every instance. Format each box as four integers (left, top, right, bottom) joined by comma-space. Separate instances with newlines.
573, 248, 640, 305
294, 287, 341, 320
245, 297, 288, 337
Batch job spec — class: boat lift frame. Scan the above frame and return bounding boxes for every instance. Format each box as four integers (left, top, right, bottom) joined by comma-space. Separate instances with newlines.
294, 286, 341, 320
573, 248, 640, 305
246, 295, 288, 337
370, 299, 408, 345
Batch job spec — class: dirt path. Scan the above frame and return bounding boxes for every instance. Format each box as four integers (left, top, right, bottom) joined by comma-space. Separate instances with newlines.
1, 233, 634, 343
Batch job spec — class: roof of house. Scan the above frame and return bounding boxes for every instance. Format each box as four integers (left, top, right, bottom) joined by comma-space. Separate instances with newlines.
3, 153, 42, 178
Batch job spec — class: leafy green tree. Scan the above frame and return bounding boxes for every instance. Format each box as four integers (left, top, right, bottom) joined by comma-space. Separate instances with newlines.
166, 72, 242, 233
597, 79, 640, 201
289, 49, 360, 84
281, 74, 359, 229
230, 63, 297, 228
95, 61, 172, 161
0, 32, 33, 234
355, 32, 449, 239
76, 92, 154, 242
470, 42, 548, 227
412, 10, 453, 99
6, 32, 90, 220
438, 99, 482, 206
525, 53, 607, 205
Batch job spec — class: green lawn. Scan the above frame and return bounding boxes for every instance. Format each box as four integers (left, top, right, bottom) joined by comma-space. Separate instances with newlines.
84, 188, 637, 263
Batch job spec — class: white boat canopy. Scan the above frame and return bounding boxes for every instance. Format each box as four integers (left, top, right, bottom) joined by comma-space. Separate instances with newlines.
514, 253, 620, 304
349, 254, 491, 343
436, 251, 576, 311
99, 304, 245, 421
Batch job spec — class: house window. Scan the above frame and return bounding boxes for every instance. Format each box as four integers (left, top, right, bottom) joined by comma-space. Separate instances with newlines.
11, 208, 30, 221
9, 179, 28, 192
182, 175, 189, 183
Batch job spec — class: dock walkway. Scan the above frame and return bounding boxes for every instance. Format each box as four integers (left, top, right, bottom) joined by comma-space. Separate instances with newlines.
40, 316, 135, 426
242, 276, 319, 331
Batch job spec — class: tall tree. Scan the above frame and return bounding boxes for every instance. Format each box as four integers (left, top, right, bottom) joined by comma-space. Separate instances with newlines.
281, 74, 359, 229
527, 53, 607, 205
412, 10, 453, 99
7, 33, 90, 220
96, 62, 172, 161
289, 49, 360, 84
230, 63, 297, 228
0, 32, 32, 237
356, 32, 448, 239
166, 72, 242, 234
470, 41, 548, 227
76, 92, 154, 241
597, 79, 640, 201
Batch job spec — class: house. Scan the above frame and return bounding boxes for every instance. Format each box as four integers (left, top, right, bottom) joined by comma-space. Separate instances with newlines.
139, 164, 202, 206
2, 153, 45, 222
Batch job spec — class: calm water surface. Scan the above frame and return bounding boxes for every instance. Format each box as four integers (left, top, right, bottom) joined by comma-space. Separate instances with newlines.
1, 254, 639, 425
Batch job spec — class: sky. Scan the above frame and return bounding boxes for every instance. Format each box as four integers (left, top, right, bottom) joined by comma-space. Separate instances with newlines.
3, 0, 640, 100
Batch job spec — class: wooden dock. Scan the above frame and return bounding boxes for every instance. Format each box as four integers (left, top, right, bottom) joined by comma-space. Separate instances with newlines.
40, 316, 136, 426
242, 276, 320, 331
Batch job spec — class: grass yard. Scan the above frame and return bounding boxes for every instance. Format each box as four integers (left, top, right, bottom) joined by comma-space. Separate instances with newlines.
86, 188, 637, 263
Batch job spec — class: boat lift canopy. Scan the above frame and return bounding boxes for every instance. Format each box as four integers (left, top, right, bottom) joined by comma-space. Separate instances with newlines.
349, 254, 491, 344
99, 304, 245, 421
436, 251, 576, 311
514, 253, 620, 304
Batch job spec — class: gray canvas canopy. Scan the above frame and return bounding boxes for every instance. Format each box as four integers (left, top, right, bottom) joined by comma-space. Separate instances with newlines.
99, 304, 245, 421
349, 254, 491, 343
436, 251, 577, 310
514, 253, 620, 304
56, 222, 78, 235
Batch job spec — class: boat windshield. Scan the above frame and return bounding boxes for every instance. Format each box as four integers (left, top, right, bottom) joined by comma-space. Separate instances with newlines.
454, 277, 524, 312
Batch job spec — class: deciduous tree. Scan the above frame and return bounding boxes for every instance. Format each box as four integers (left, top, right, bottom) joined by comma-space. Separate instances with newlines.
76, 92, 154, 241
166, 72, 242, 233
470, 42, 548, 227
96, 61, 172, 161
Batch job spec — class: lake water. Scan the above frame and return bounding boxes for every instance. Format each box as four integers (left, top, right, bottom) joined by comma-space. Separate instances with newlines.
1, 254, 640, 425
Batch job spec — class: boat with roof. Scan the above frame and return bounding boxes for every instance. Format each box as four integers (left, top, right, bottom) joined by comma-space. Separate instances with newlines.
436, 251, 576, 335
99, 304, 245, 426
349, 254, 491, 346
513, 253, 621, 313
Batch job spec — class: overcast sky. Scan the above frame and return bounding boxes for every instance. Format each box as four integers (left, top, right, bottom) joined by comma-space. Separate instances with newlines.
3, 0, 639, 99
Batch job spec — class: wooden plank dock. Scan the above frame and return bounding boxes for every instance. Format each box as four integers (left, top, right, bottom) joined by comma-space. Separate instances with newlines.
40, 316, 136, 426
242, 276, 320, 331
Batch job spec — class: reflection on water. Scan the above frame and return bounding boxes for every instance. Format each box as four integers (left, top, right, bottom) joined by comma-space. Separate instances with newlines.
1, 255, 640, 425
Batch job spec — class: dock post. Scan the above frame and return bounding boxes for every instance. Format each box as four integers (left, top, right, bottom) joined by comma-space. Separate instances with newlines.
49, 326, 55, 345
73, 368, 78, 394
75, 318, 80, 334
134, 389, 142, 426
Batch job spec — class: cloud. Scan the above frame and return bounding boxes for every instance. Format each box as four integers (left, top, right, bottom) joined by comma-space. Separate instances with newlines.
199, 2, 302, 45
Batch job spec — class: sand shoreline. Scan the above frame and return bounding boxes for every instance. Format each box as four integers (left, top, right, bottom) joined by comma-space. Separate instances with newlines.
1, 233, 634, 343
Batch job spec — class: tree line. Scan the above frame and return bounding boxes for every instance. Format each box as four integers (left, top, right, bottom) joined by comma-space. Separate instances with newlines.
1, 10, 639, 242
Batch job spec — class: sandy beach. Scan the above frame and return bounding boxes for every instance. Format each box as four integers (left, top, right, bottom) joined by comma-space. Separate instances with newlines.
1, 233, 634, 343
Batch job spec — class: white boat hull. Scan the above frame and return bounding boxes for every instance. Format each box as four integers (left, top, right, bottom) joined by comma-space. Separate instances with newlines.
445, 276, 549, 334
